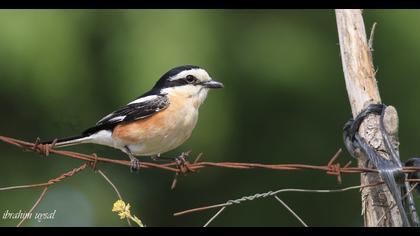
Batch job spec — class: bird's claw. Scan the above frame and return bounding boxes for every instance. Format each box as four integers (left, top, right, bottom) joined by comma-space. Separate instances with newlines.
130, 158, 141, 173
175, 151, 193, 174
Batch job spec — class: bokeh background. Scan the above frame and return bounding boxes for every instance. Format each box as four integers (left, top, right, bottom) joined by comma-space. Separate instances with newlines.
0, 9, 419, 227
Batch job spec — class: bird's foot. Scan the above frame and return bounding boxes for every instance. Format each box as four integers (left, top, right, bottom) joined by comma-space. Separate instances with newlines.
123, 146, 140, 173
175, 151, 193, 174
151, 151, 193, 173
129, 157, 141, 173
176, 150, 190, 164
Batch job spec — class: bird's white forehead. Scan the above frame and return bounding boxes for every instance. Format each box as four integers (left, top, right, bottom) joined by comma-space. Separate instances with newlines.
169, 68, 211, 82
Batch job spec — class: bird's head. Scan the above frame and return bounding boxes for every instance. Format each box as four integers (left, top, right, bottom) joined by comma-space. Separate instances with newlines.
154, 65, 223, 107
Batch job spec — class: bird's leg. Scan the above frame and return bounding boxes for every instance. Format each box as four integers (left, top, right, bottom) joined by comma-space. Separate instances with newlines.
151, 151, 192, 173
123, 146, 140, 172
151, 151, 191, 164
151, 153, 165, 162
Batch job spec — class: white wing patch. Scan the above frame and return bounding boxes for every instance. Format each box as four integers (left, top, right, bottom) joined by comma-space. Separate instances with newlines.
128, 95, 159, 105
108, 115, 126, 122
96, 114, 125, 125
96, 95, 159, 125
96, 113, 114, 125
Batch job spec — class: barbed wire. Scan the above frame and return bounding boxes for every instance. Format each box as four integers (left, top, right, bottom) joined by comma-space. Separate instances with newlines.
11, 164, 88, 227
1, 159, 131, 227
2, 135, 420, 179
1, 135, 420, 226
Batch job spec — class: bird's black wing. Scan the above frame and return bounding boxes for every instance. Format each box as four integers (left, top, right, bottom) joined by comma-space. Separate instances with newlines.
82, 94, 169, 135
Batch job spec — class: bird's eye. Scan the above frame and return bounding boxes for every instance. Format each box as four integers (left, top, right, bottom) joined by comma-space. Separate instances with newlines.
185, 75, 197, 84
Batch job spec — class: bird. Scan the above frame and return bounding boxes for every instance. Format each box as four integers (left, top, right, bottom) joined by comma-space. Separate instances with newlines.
42, 65, 223, 171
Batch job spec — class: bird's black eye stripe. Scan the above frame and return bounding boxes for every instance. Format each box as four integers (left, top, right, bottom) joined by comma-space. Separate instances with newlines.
185, 75, 197, 84
161, 75, 199, 88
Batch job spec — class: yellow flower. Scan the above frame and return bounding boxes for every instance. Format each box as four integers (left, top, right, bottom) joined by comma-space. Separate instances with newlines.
112, 200, 126, 213
118, 211, 129, 219
112, 199, 145, 227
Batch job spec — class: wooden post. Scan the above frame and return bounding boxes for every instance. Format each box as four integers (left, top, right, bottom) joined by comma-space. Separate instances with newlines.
335, 9, 404, 226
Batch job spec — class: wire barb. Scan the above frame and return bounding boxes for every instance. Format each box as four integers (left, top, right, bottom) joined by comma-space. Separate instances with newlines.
326, 149, 344, 183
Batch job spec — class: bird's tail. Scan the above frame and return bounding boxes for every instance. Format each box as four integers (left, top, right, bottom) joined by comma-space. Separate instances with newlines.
41, 134, 92, 148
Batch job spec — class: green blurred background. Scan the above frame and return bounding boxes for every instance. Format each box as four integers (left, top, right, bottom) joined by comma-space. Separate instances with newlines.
0, 9, 419, 227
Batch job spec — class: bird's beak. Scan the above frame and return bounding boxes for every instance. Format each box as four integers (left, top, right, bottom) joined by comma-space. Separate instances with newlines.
202, 80, 224, 89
